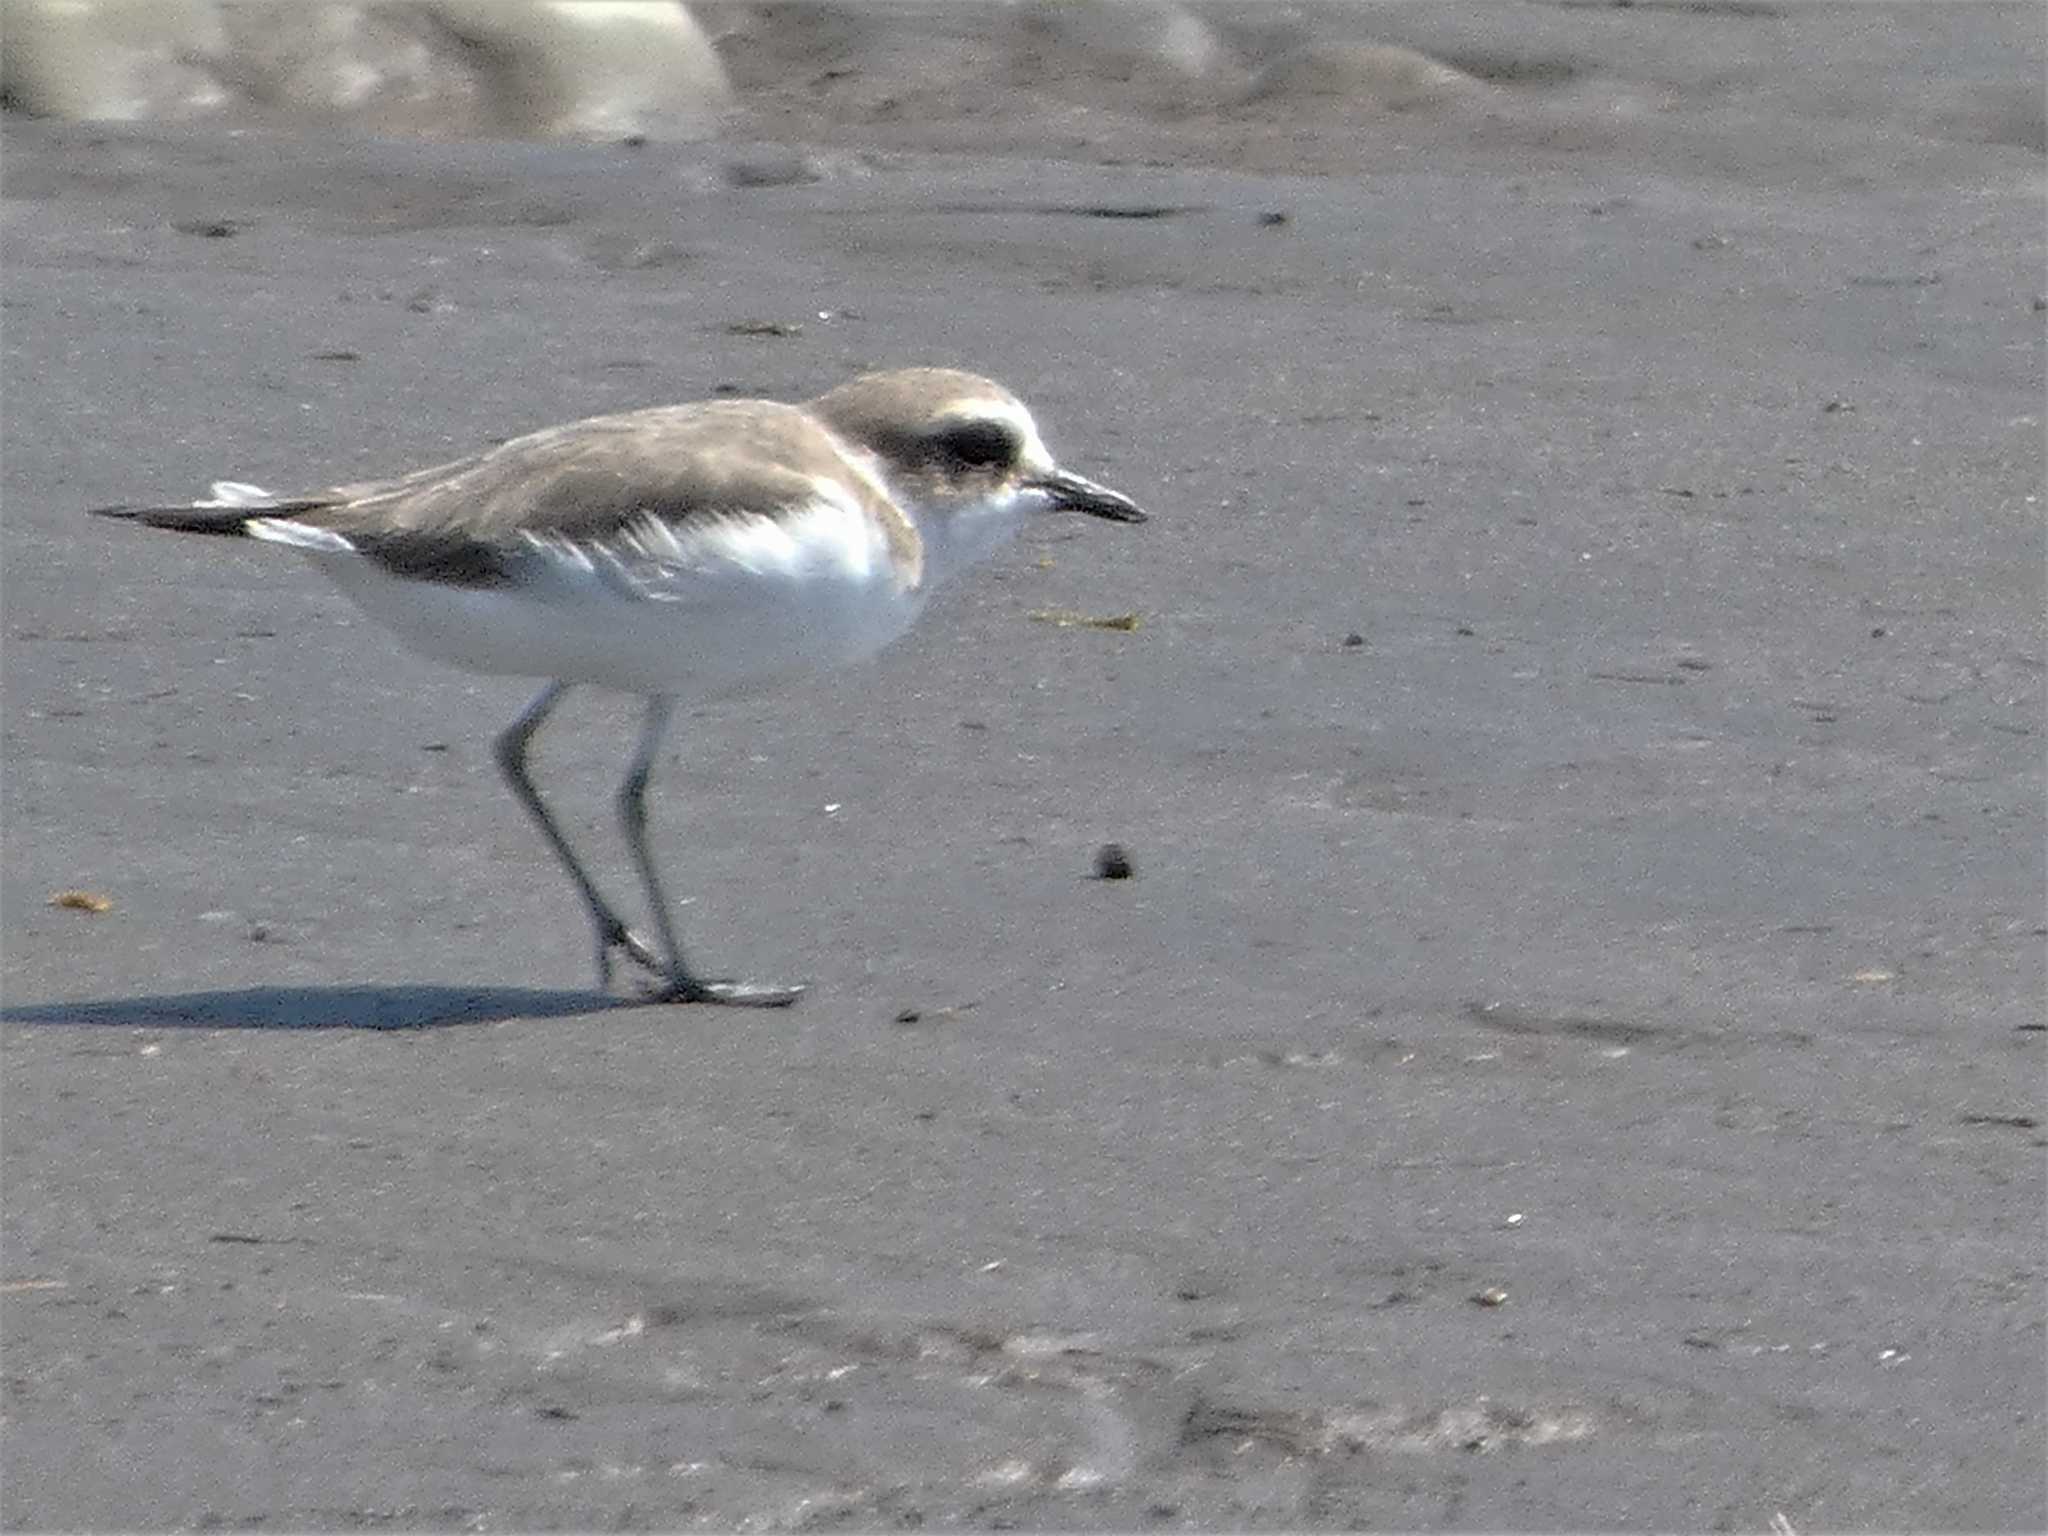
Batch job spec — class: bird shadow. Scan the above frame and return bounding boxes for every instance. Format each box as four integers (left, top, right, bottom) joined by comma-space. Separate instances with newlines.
1, 983, 633, 1031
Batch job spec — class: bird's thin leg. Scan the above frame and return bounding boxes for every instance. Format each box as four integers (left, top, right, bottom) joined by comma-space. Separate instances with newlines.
493, 682, 664, 988
617, 695, 804, 1007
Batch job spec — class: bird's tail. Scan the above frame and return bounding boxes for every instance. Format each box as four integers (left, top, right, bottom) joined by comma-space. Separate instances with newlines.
89, 481, 329, 534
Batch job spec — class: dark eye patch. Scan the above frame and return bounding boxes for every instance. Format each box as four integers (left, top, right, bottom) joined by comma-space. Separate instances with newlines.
937, 417, 1019, 469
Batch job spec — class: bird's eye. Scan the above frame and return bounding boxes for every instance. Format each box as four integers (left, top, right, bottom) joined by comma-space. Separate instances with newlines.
937, 418, 1018, 469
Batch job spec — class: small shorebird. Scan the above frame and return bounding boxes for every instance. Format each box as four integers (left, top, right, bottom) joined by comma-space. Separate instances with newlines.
93, 368, 1146, 1005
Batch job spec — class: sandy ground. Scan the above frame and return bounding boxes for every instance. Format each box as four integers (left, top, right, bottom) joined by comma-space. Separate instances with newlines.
3, 3, 2044, 1530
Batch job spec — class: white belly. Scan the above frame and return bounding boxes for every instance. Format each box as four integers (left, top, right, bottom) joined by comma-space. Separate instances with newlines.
310, 545, 925, 701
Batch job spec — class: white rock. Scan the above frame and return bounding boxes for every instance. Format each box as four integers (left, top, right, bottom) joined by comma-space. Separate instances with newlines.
1, 0, 227, 121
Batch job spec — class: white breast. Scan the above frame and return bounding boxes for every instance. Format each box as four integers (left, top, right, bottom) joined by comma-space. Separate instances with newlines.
290, 495, 927, 702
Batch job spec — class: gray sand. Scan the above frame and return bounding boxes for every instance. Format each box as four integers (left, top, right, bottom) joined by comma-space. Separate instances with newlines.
3, 4, 2043, 1529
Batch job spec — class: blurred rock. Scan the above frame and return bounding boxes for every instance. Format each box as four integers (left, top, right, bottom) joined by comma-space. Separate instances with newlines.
1010, 0, 1249, 108
419, 1, 730, 139
1247, 39, 1483, 114
210, 4, 481, 133
691, 2, 882, 95
2, 0, 732, 140
1, 0, 2039, 188
1, 0, 226, 121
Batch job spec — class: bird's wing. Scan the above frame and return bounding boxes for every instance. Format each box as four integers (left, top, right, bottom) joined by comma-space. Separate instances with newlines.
260, 401, 920, 592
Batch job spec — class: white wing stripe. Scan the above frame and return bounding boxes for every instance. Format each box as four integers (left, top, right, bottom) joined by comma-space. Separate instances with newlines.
244, 518, 357, 554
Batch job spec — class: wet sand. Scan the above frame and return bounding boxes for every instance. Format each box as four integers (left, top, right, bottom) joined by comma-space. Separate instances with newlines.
3, 4, 2043, 1529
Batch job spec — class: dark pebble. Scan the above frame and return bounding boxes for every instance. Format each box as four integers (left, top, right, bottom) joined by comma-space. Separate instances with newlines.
1094, 843, 1134, 880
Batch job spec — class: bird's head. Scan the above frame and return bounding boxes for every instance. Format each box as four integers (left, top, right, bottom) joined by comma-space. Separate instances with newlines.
810, 367, 1145, 584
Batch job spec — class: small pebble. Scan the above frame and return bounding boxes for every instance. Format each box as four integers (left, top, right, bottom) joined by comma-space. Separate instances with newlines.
1093, 843, 1134, 880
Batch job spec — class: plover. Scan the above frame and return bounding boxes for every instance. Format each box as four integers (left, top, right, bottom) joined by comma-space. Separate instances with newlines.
92, 367, 1146, 1005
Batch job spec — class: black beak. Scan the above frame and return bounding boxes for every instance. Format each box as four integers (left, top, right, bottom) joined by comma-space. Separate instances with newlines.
1031, 468, 1148, 524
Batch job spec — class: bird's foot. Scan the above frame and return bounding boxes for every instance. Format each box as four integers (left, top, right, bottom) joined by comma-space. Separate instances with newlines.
590, 912, 668, 990
645, 974, 806, 1008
